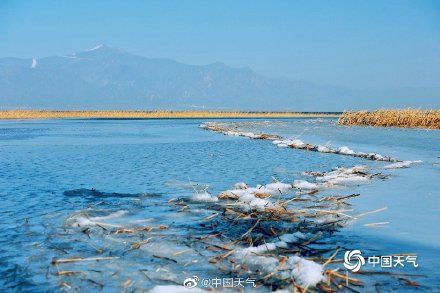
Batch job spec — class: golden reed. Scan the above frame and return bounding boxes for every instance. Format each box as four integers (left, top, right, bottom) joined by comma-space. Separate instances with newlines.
338, 109, 440, 129
0, 110, 339, 119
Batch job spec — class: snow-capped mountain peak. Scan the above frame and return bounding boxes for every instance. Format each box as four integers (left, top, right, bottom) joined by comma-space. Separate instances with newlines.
86, 44, 104, 51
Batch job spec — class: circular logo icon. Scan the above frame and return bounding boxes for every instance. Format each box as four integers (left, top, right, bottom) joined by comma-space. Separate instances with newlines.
343, 250, 365, 272
183, 276, 199, 289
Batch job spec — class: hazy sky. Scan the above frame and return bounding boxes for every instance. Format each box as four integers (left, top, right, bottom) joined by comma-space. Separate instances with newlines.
1, 0, 439, 88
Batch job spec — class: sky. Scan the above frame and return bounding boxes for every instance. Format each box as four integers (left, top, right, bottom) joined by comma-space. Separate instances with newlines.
0, 0, 439, 89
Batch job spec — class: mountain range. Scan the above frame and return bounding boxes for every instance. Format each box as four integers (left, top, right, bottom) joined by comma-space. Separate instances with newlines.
1, 45, 438, 111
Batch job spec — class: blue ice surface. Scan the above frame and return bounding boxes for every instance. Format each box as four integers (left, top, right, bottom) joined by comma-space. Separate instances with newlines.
0, 118, 438, 290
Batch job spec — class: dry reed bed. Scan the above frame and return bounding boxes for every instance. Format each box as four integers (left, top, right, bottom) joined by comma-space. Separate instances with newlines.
338, 109, 440, 129
0, 110, 339, 119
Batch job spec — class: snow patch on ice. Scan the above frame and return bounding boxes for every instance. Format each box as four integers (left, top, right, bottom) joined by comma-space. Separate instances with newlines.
315, 166, 371, 186
293, 180, 321, 190
220, 182, 295, 211
295, 166, 372, 190
69, 210, 128, 228
233, 248, 325, 287
317, 145, 332, 153
286, 256, 325, 287
264, 182, 292, 193
338, 146, 355, 155
279, 232, 308, 243
384, 160, 422, 169
191, 191, 218, 202
273, 139, 305, 148
293, 180, 333, 190
31, 58, 37, 68
234, 182, 248, 189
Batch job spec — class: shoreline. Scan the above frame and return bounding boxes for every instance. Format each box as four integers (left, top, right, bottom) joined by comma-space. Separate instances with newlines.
0, 110, 340, 120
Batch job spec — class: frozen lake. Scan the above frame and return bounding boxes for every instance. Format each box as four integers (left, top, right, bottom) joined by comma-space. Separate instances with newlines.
0, 118, 438, 291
